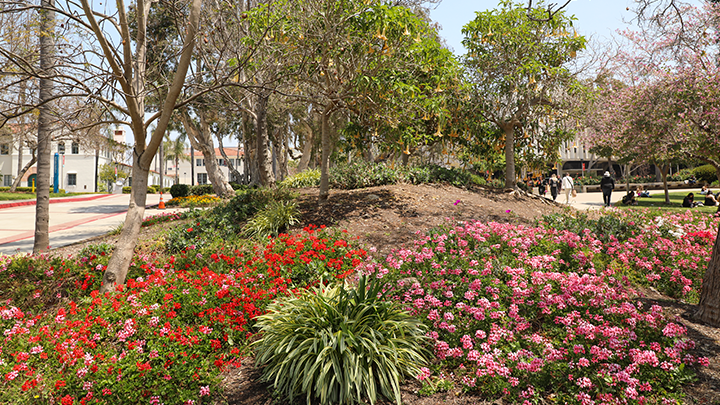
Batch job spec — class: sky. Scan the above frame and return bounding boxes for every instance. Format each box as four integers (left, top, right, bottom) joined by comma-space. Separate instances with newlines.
428, 0, 638, 55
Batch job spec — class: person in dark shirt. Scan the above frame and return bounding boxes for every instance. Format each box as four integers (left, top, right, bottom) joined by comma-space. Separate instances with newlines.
704, 192, 719, 206
683, 193, 701, 208
548, 174, 560, 201
599, 171, 615, 207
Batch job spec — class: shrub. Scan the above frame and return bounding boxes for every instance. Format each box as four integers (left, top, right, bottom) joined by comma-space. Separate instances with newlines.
243, 200, 300, 239
694, 164, 718, 184
165, 187, 275, 252
253, 276, 430, 405
122, 186, 131, 194
190, 184, 214, 196
169, 184, 190, 198
280, 169, 321, 188
329, 161, 398, 189
147, 185, 157, 194
668, 168, 695, 182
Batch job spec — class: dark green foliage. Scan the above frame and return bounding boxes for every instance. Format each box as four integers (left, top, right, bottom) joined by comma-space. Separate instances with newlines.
122, 186, 132, 194
190, 184, 215, 196
327, 162, 479, 190
170, 184, 190, 198
693, 164, 718, 184
253, 276, 430, 405
165, 187, 296, 252
329, 161, 400, 189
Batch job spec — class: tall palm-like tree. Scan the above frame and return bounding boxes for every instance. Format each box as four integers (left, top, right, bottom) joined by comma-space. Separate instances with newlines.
163, 133, 190, 184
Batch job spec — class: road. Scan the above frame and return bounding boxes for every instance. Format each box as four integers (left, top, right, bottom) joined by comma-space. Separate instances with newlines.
0, 193, 179, 256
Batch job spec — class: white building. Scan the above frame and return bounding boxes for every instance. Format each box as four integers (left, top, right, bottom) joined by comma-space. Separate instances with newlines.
169, 147, 245, 185
0, 128, 173, 192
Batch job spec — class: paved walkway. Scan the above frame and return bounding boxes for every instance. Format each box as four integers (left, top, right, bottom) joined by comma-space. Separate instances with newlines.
0, 193, 180, 256
539, 187, 702, 211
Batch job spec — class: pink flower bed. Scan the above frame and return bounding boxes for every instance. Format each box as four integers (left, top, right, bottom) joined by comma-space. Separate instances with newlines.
360, 217, 715, 404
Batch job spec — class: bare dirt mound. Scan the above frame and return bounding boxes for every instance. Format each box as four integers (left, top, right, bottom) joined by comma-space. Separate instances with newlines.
294, 183, 565, 258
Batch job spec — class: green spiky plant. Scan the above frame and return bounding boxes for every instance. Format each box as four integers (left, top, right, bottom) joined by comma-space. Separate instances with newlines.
253, 276, 430, 405
242, 200, 300, 239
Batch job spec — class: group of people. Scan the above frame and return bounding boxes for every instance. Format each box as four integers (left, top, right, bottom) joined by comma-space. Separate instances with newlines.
684, 186, 720, 208
535, 173, 576, 204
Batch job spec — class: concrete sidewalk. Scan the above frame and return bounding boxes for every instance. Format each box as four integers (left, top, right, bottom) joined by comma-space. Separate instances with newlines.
0, 193, 179, 256
542, 187, 704, 211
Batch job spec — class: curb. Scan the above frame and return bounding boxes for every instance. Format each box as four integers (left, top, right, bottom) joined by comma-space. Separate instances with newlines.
0, 194, 113, 210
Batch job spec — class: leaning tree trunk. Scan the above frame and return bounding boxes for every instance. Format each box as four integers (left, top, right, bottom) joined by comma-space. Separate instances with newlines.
10, 149, 37, 192
501, 122, 516, 190
33, 0, 55, 254
255, 94, 275, 187
100, 154, 149, 292
217, 135, 242, 183
319, 103, 333, 201
179, 110, 234, 198
696, 228, 720, 327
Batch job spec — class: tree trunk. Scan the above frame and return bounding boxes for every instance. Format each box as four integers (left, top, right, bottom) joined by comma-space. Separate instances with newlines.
98, 0, 203, 292
10, 149, 37, 192
297, 123, 314, 172
179, 110, 234, 198
94, 148, 99, 192
33, 0, 55, 254
279, 125, 290, 181
319, 103, 333, 201
696, 227, 720, 327
16, 143, 23, 185
255, 94, 275, 187
217, 137, 242, 184
100, 153, 149, 292
661, 163, 670, 204
174, 157, 180, 184
501, 122, 516, 189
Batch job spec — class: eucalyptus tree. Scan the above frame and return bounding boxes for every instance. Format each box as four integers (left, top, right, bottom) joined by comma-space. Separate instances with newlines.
461, 0, 586, 189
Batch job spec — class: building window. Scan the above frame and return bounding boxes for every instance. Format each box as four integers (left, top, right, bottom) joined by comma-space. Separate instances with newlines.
58, 142, 65, 154
71, 142, 79, 154
197, 173, 208, 184
0, 143, 9, 155
218, 158, 225, 166
68, 173, 77, 186
196, 159, 204, 166
3, 175, 11, 186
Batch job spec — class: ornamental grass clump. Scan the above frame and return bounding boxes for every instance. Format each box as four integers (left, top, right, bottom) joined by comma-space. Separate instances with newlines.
253, 276, 430, 405
243, 200, 300, 239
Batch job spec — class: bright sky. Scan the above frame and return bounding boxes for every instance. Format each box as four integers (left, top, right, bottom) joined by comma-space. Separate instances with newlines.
428, 0, 638, 55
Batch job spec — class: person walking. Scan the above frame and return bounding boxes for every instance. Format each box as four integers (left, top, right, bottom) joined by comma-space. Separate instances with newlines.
562, 173, 574, 204
600, 171, 615, 207
548, 174, 560, 201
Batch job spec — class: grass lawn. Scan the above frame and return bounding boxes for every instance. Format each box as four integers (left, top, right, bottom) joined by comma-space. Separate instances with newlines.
0, 191, 103, 201
615, 191, 720, 214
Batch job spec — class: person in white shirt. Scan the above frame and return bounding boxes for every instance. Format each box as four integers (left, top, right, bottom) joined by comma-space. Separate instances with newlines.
561, 173, 574, 204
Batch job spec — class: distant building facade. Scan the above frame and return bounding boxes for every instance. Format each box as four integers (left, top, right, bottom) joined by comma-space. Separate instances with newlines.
170, 147, 244, 185
0, 128, 173, 192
